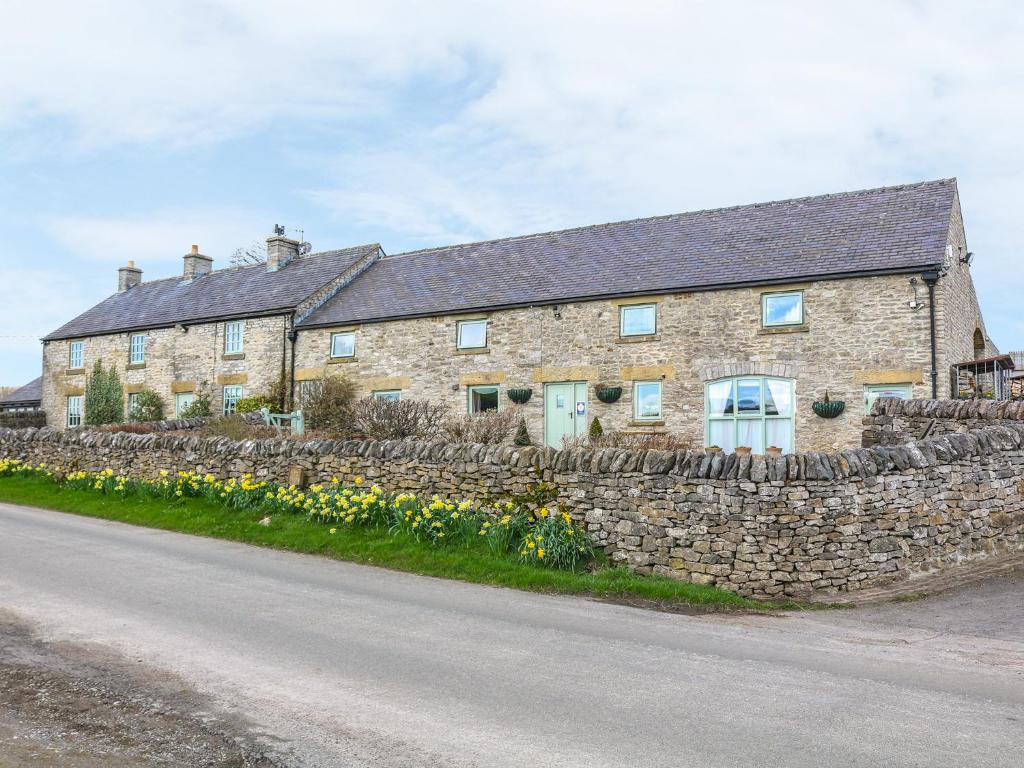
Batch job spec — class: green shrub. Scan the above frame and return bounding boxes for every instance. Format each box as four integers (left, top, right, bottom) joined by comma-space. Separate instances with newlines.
519, 513, 593, 570
236, 395, 275, 414
128, 388, 164, 422
588, 416, 604, 441
84, 361, 124, 426
513, 416, 532, 446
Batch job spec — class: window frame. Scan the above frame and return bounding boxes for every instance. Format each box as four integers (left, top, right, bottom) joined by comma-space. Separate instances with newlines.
863, 383, 913, 415
467, 384, 501, 414
704, 376, 796, 453
222, 385, 243, 415
69, 340, 84, 370
632, 380, 663, 421
129, 333, 146, 364
67, 395, 83, 427
372, 390, 402, 401
174, 392, 195, 418
224, 320, 245, 355
761, 290, 804, 328
456, 319, 488, 350
330, 331, 356, 359
619, 303, 658, 337
127, 392, 140, 417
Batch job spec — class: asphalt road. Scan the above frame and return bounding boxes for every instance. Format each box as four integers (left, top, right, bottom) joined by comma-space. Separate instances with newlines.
1, 502, 1021, 767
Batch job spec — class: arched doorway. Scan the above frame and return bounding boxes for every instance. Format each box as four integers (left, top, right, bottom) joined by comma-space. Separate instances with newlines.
973, 328, 985, 359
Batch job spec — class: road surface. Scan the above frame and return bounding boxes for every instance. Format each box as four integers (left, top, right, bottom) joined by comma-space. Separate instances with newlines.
0, 502, 1021, 767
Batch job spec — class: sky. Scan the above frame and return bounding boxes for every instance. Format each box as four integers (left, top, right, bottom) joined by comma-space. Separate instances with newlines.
2, 0, 1023, 385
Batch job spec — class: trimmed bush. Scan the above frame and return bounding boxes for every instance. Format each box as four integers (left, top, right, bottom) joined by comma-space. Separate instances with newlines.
236, 395, 275, 414
588, 416, 604, 441
513, 417, 532, 446
84, 361, 124, 426
128, 388, 164, 422
301, 376, 358, 432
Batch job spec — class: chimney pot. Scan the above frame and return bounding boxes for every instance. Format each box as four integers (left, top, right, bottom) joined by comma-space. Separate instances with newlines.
183, 245, 213, 281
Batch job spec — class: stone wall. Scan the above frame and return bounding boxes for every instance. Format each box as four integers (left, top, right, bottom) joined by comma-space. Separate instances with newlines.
862, 397, 1024, 446
41, 315, 289, 426
4, 411, 1022, 600
294, 273, 938, 452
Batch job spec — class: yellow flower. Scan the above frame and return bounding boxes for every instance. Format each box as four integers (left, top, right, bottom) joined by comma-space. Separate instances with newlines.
538, 548, 545, 559
354, 475, 364, 486
329, 528, 337, 534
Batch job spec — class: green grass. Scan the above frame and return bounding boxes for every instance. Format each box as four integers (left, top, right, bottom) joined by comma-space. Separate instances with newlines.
0, 475, 795, 611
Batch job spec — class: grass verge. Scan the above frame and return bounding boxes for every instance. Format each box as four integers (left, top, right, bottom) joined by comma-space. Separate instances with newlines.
0, 475, 798, 611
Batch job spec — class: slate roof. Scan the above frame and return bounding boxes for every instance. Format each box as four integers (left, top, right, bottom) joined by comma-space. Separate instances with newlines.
299, 179, 957, 328
1, 377, 42, 406
44, 245, 380, 341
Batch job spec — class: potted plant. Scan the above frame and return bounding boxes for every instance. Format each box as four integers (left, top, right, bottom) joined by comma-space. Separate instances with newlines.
595, 384, 623, 404
812, 390, 846, 419
507, 387, 533, 404
705, 445, 722, 453
735, 446, 752, 455
766, 446, 784, 457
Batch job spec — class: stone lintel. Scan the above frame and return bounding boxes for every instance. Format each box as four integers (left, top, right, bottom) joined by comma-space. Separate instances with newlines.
532, 366, 599, 383
295, 367, 326, 382
459, 371, 508, 386
853, 369, 924, 385
216, 373, 248, 386
170, 381, 196, 393
621, 364, 675, 381
363, 375, 411, 391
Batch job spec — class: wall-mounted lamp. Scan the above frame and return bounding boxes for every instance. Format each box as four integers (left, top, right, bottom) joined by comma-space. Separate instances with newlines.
960, 251, 974, 266
552, 304, 562, 320
907, 277, 925, 310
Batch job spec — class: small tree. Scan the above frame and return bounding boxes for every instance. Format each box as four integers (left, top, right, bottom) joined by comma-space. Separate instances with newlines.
513, 416, 532, 446
84, 361, 124, 425
128, 388, 164, 422
588, 416, 604, 442
301, 375, 358, 432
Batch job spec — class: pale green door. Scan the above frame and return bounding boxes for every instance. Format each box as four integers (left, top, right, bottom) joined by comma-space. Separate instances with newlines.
544, 382, 588, 448
175, 392, 195, 417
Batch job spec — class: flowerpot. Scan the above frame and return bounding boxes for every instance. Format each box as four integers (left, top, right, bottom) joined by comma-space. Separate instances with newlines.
595, 385, 623, 404
507, 387, 533, 405
735, 446, 752, 455
766, 446, 783, 457
812, 400, 846, 419
705, 445, 722, 453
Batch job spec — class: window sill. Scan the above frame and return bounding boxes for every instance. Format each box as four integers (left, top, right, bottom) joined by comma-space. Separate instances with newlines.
126, 363, 146, 370
65, 368, 84, 375
328, 356, 358, 364
222, 353, 246, 361
631, 419, 665, 427
616, 334, 660, 344
454, 347, 490, 356
757, 323, 809, 336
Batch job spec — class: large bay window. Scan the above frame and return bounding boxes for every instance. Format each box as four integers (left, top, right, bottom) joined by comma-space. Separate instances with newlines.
705, 376, 795, 454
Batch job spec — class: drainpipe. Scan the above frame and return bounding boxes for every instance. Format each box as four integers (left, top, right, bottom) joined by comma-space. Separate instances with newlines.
922, 270, 940, 399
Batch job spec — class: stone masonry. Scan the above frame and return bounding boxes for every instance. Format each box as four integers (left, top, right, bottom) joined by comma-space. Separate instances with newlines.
3, 397, 1021, 600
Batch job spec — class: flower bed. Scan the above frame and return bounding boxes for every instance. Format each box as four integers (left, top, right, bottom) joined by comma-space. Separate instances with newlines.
0, 458, 592, 571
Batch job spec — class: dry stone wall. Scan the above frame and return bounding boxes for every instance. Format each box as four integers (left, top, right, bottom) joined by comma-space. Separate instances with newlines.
3, 402, 1022, 600
862, 398, 1024, 446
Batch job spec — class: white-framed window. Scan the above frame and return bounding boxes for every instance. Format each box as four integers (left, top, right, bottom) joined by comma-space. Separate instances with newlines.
706, 376, 795, 454
224, 320, 245, 354
373, 390, 401, 401
129, 333, 146, 364
174, 392, 195, 417
864, 383, 913, 415
467, 384, 500, 414
69, 341, 84, 370
620, 303, 657, 336
127, 392, 140, 416
633, 381, 663, 421
67, 395, 83, 427
223, 385, 243, 414
457, 319, 487, 350
330, 332, 355, 358
761, 291, 804, 327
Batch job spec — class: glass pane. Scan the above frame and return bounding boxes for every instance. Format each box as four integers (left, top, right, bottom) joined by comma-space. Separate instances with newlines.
708, 380, 734, 417
736, 379, 761, 413
470, 386, 499, 413
458, 321, 487, 348
332, 333, 354, 357
374, 390, 401, 401
621, 305, 656, 335
764, 293, 802, 325
635, 382, 661, 419
765, 419, 793, 453
708, 420, 735, 452
764, 378, 792, 417
735, 419, 764, 453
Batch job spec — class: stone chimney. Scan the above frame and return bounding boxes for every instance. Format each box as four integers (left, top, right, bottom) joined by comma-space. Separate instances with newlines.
117, 260, 142, 292
266, 228, 300, 272
183, 244, 213, 280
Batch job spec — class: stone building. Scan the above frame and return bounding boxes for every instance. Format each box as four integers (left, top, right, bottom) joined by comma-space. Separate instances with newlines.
38, 178, 995, 451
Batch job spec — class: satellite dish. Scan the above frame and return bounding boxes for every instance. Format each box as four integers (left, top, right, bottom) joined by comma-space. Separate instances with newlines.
298, 241, 312, 255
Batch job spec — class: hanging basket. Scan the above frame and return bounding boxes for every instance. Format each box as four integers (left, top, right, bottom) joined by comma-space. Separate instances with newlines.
595, 385, 623, 404
812, 391, 846, 419
507, 387, 533, 404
